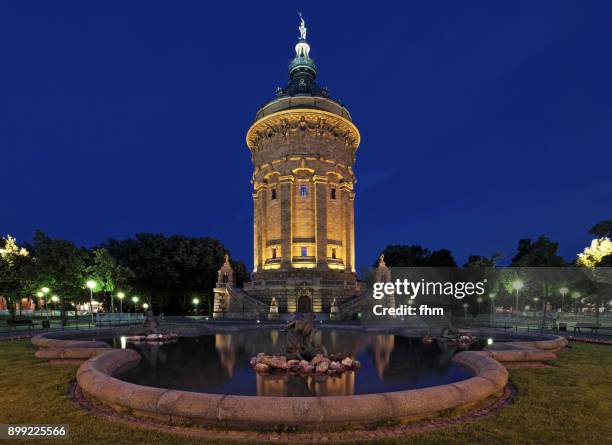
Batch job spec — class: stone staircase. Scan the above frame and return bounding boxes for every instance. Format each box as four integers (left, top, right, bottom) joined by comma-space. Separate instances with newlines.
214, 286, 270, 319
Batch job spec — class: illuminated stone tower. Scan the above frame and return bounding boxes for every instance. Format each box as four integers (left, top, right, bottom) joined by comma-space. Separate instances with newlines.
241, 15, 362, 316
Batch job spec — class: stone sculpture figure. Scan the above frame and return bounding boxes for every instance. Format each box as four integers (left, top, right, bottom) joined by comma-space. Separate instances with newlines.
284, 313, 327, 360
143, 310, 160, 334
298, 12, 307, 40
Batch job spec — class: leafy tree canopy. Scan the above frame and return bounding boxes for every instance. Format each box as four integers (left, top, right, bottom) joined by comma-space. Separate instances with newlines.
375, 245, 457, 267
588, 219, 612, 238
463, 253, 503, 268
510, 235, 566, 267
0, 235, 34, 315
101, 233, 248, 314
86, 248, 134, 295
31, 230, 88, 300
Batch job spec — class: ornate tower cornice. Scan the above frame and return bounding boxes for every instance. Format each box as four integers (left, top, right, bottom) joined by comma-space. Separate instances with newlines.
246, 108, 360, 153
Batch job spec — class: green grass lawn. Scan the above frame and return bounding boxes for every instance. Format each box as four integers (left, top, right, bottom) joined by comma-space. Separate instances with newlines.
0, 339, 611, 445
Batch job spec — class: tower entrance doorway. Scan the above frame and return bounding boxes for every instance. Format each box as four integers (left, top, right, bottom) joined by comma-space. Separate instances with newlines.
297, 295, 311, 313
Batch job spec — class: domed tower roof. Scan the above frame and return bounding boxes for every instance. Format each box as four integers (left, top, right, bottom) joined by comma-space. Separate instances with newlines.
254, 14, 352, 122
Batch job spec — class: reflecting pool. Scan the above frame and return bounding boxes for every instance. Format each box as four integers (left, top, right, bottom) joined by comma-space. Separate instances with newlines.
113, 330, 477, 397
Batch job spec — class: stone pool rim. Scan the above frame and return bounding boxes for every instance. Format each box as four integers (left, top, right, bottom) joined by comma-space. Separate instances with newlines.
72, 347, 508, 427
32, 328, 567, 428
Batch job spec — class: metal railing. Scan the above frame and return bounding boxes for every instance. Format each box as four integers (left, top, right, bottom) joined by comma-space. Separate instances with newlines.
0, 312, 144, 337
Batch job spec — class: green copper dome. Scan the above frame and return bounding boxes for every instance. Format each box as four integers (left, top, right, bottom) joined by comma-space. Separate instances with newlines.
254, 15, 352, 122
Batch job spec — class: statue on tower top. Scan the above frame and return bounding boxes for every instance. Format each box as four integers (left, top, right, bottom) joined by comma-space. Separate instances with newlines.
298, 12, 307, 40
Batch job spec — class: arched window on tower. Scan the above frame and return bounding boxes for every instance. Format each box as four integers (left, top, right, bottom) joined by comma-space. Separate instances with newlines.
300, 184, 308, 197
331, 188, 336, 200
271, 189, 277, 200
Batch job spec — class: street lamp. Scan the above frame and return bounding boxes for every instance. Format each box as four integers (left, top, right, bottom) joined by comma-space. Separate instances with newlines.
193, 298, 200, 315
512, 280, 524, 314
51, 295, 59, 311
489, 293, 496, 326
476, 297, 483, 315
41, 287, 50, 318
131, 296, 139, 312
36, 291, 44, 315
463, 303, 469, 319
117, 292, 125, 313
559, 287, 569, 319
86, 280, 97, 324
142, 303, 149, 311
533, 297, 540, 317
572, 291, 581, 314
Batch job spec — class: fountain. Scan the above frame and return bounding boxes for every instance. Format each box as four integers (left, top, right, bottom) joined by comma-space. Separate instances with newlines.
125, 310, 178, 343
250, 313, 361, 375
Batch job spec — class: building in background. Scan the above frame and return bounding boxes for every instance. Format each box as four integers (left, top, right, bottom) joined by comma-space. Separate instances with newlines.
214, 16, 363, 319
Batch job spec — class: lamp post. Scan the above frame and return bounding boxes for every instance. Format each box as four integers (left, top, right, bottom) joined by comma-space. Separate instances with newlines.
36, 291, 44, 316
142, 303, 149, 311
559, 287, 569, 320
489, 293, 496, 327
533, 297, 539, 318
86, 280, 97, 324
476, 297, 483, 315
463, 303, 469, 319
572, 291, 581, 315
131, 296, 139, 312
193, 298, 200, 316
117, 292, 125, 313
51, 295, 59, 311
41, 287, 50, 318
512, 280, 524, 315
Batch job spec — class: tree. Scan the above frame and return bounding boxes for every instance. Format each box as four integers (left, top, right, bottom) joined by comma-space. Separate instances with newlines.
375, 245, 457, 267
102, 233, 239, 315
463, 253, 502, 268
86, 248, 134, 312
577, 238, 612, 268
509, 236, 566, 318
428, 249, 457, 267
577, 237, 612, 325
0, 235, 34, 316
588, 219, 612, 238
31, 231, 88, 325
511, 235, 566, 267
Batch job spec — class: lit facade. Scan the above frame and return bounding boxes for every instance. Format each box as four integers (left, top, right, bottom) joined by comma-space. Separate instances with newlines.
214, 17, 362, 318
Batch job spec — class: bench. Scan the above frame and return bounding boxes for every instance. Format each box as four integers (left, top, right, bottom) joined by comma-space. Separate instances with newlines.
6, 318, 34, 333
574, 323, 600, 334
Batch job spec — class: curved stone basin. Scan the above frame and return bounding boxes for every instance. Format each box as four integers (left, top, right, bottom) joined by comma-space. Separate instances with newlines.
31, 328, 567, 429
76, 347, 507, 428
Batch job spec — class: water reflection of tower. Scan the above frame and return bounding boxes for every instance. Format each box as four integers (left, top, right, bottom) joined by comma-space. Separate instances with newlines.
373, 335, 395, 378
270, 329, 279, 348
215, 334, 237, 378
138, 343, 169, 369
256, 371, 355, 397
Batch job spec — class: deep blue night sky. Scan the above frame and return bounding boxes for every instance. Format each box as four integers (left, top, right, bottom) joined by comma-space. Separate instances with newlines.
2, 1, 611, 270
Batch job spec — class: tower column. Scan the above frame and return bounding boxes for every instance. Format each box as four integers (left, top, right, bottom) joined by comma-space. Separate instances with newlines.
315, 176, 328, 269
255, 188, 268, 272
253, 192, 261, 272
342, 187, 355, 272
279, 176, 293, 268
